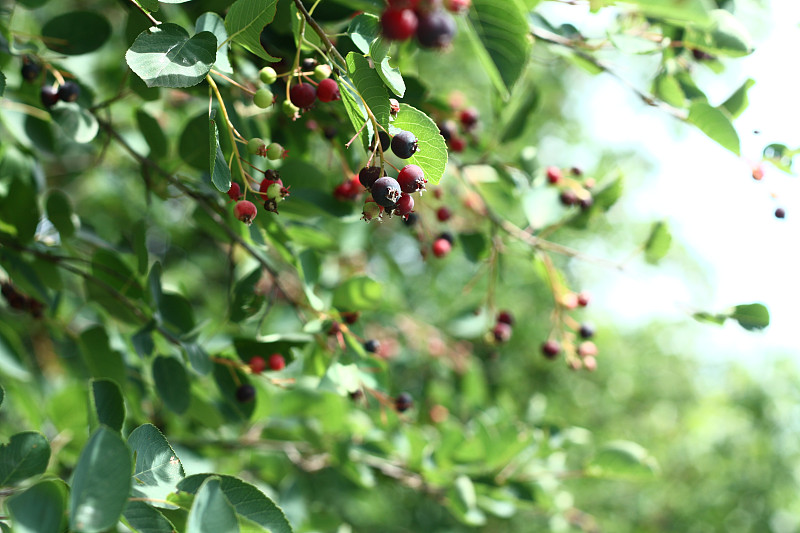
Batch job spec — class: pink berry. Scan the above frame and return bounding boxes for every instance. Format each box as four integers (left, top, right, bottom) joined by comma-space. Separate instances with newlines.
316, 78, 341, 102
234, 200, 257, 225
492, 322, 512, 343
268, 353, 286, 371
381, 8, 418, 41
290, 82, 316, 109
445, 0, 471, 12
249, 356, 267, 374
547, 166, 562, 185
577, 292, 590, 307
227, 182, 241, 201
578, 341, 598, 358
432, 238, 451, 258
395, 193, 415, 217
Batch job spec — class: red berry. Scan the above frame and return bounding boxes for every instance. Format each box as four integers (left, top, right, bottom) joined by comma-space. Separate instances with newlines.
268, 353, 286, 371
342, 311, 360, 324
492, 322, 512, 343
547, 166, 562, 184
259, 172, 287, 202
578, 341, 598, 357
445, 0, 471, 12
449, 137, 466, 152
381, 8, 418, 41
459, 108, 479, 130
541, 340, 560, 359
227, 182, 241, 201
388, 0, 420, 7
316, 78, 340, 102
290, 82, 316, 109
432, 238, 451, 258
436, 206, 452, 222
395, 193, 415, 217
497, 310, 514, 326
395, 392, 413, 412
397, 164, 427, 194
234, 200, 257, 225
249, 355, 267, 374
577, 292, 590, 307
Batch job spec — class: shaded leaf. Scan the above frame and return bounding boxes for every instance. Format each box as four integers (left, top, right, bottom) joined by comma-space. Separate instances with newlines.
348, 13, 379, 55
153, 356, 191, 414
51, 103, 99, 143
224, 0, 279, 62
586, 440, 659, 479
136, 109, 168, 159
7, 479, 67, 533
644, 220, 671, 264
209, 118, 231, 193
89, 378, 126, 433
332, 276, 384, 311
0, 432, 50, 486
128, 424, 185, 507
186, 477, 239, 533
42, 12, 111, 55
731, 303, 769, 331
45, 190, 76, 240
79, 326, 127, 390
684, 9, 753, 57
123, 501, 176, 533
126, 23, 216, 88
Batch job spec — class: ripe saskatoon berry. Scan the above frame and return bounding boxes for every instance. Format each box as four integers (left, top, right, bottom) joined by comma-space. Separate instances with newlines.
579, 196, 593, 210
359, 166, 383, 190
493, 322, 512, 343
437, 231, 455, 245
58, 81, 80, 103
234, 200, 257, 225
377, 130, 391, 152
259, 66, 277, 84
301, 57, 318, 71
449, 137, 466, 152
349, 389, 364, 401
254, 87, 274, 108
577, 292, 590, 307
266, 143, 285, 160
371, 176, 402, 208
41, 86, 59, 108
416, 9, 457, 49
290, 82, 316, 109
403, 212, 419, 226
227, 182, 241, 201
381, 8, 418, 41
432, 238, 451, 258
391, 130, 419, 159
541, 340, 560, 359
571, 166, 583, 176
395, 392, 413, 412
363, 339, 380, 353
395, 193, 415, 217
316, 78, 341, 102
268, 353, 286, 371
397, 164, 426, 193
560, 189, 579, 206
21, 59, 41, 82
579, 322, 595, 339
334, 179, 360, 201
547, 166, 562, 184
775, 207, 786, 219
459, 108, 479, 130
249, 355, 267, 374
436, 206, 452, 222
235, 384, 256, 403
438, 120, 457, 142
497, 310, 514, 326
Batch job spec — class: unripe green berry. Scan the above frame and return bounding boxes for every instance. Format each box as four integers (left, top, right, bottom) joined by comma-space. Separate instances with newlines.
313, 64, 332, 81
254, 87, 273, 109
266, 142, 284, 160
259, 66, 277, 84
266, 182, 283, 201
248, 138, 265, 155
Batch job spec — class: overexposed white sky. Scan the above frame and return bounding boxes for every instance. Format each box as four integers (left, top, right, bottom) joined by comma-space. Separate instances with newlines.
538, 0, 800, 364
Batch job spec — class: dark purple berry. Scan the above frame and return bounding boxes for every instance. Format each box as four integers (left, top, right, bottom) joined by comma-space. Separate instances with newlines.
541, 340, 560, 359
775, 207, 786, 219
579, 196, 593, 210
579, 323, 594, 339
301, 57, 318, 70
371, 176, 402, 208
359, 166, 383, 190
403, 212, 419, 226
438, 120, 457, 142
349, 389, 364, 401
437, 231, 454, 245
559, 189, 578, 206
323, 126, 338, 140
290, 82, 316, 109
397, 164, 426, 193
395, 392, 413, 412
235, 384, 256, 403
58, 81, 80, 103
363, 339, 380, 353
40, 86, 59, 108
416, 9, 457, 49
379, 130, 391, 152
21, 59, 41, 82
497, 310, 514, 326
391, 130, 419, 159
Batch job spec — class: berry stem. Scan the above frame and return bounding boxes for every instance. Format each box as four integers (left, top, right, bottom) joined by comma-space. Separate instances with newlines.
210, 69, 256, 96
207, 75, 248, 185
125, 0, 160, 26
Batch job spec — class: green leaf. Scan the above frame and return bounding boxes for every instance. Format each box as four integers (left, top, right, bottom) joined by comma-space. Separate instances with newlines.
763, 143, 798, 173
224, 0, 279, 62
684, 9, 753, 57
447, 475, 487, 526
79, 325, 127, 388
692, 311, 728, 326
7, 480, 67, 533
459, 232, 490, 262
370, 39, 405, 97
586, 440, 659, 479
180, 113, 210, 170
178, 474, 293, 533
132, 323, 156, 357
619, 0, 713, 24
183, 342, 212, 375
466, 0, 531, 95
652, 72, 686, 109
159, 292, 196, 334
346, 52, 390, 151
196, 12, 232, 74
0, 385, 3, 409
45, 190, 76, 240
229, 267, 264, 323
42, 11, 111, 55
644, 220, 671, 264
89, 378, 126, 433
340, 82, 370, 153
348, 13, 380, 55
687, 102, 740, 155
51, 103, 99, 143
0, 175, 39, 243
123, 501, 176, 533
731, 303, 770, 331
390, 104, 448, 185
0, 71, 6, 97
128, 424, 185, 506
209, 118, 231, 193
70, 427, 132, 532
135, 109, 168, 159
332, 276, 384, 311
0, 432, 50, 486
186, 477, 239, 533
91, 248, 144, 301
720, 78, 754, 119
0, 324, 31, 381
126, 23, 217, 88
153, 356, 191, 414
133, 220, 149, 275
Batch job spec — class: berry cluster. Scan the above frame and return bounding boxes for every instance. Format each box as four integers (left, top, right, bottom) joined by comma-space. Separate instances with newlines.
22, 56, 81, 109
547, 166, 595, 210
381, 0, 464, 49
491, 310, 514, 343
438, 105, 479, 153
1, 281, 44, 319
232, 353, 288, 404
540, 291, 598, 371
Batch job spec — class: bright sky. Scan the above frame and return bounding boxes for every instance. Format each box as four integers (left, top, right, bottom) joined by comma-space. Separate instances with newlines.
538, 0, 800, 365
